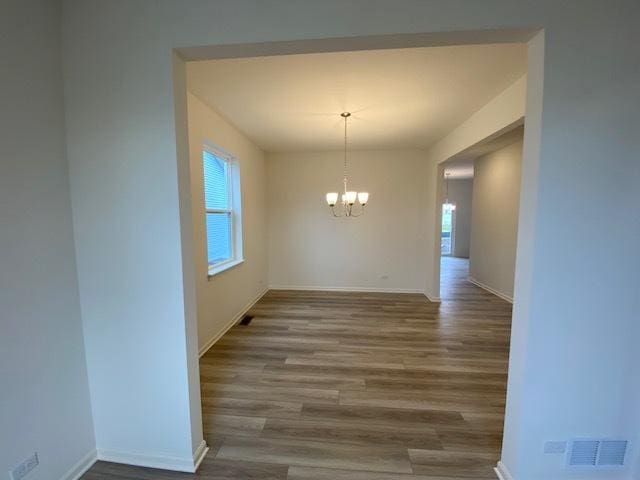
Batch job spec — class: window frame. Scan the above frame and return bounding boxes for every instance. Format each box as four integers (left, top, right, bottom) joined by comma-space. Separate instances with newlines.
203, 143, 244, 277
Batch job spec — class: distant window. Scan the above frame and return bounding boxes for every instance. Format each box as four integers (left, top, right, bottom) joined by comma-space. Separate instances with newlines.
203, 146, 243, 275
441, 204, 455, 255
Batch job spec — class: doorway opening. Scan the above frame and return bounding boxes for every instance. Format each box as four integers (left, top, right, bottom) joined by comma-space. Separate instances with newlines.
438, 125, 524, 303
171, 30, 542, 478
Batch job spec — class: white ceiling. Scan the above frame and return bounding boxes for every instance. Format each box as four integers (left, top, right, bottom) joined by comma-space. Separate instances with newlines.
187, 44, 526, 153
444, 160, 475, 180
444, 125, 525, 179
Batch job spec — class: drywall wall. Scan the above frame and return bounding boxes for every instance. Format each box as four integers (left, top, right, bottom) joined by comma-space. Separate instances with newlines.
445, 179, 473, 258
504, 27, 640, 480
469, 139, 522, 300
172, 53, 205, 464
267, 150, 428, 292
61, 1, 640, 478
0, 0, 95, 478
187, 92, 268, 353
62, 15, 202, 473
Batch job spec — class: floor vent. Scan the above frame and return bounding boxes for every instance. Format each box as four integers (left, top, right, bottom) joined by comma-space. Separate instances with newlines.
598, 440, 628, 466
568, 439, 628, 467
569, 440, 599, 466
239, 315, 254, 326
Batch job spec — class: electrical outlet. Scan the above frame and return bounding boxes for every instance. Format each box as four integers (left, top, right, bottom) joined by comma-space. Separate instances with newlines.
381, 274, 389, 280
9, 452, 38, 480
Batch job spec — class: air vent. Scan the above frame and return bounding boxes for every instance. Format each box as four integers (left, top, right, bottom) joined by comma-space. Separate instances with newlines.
567, 439, 628, 468
598, 440, 627, 466
569, 440, 599, 466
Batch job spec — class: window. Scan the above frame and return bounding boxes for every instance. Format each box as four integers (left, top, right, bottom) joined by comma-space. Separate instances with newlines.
203, 145, 243, 276
441, 203, 455, 255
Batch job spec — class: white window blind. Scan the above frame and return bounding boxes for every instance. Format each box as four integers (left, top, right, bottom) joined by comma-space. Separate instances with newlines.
203, 150, 232, 266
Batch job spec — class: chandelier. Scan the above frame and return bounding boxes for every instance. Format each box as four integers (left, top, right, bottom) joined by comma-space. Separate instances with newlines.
325, 112, 369, 217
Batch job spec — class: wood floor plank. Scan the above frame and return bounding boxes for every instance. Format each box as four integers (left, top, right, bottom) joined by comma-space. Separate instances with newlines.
287, 465, 496, 480
261, 417, 443, 449
435, 427, 502, 454
300, 403, 467, 428
202, 413, 266, 437
285, 354, 405, 370
339, 390, 504, 414
364, 377, 506, 392
202, 397, 303, 418
461, 412, 506, 432
234, 371, 367, 391
216, 436, 413, 473
84, 461, 193, 479
408, 449, 497, 477
201, 382, 339, 404
197, 458, 289, 479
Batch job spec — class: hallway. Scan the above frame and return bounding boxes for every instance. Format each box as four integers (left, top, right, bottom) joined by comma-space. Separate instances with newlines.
440, 256, 503, 302
83, 258, 512, 479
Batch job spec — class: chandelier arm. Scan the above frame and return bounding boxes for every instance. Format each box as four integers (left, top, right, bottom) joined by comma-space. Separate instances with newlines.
331, 205, 345, 217
350, 204, 365, 217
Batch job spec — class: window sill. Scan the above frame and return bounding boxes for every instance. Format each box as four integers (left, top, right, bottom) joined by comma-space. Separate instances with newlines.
208, 258, 244, 279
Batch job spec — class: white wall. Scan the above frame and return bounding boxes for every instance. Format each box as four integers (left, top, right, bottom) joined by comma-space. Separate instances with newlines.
505, 27, 640, 479
187, 93, 268, 353
469, 139, 522, 300
267, 150, 428, 292
60, 1, 640, 479
445, 179, 473, 258
0, 1, 95, 478
61, 13, 203, 472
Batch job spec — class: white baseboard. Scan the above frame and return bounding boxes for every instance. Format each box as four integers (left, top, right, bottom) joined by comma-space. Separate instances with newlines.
495, 460, 640, 480
60, 449, 97, 480
97, 441, 209, 473
268, 285, 424, 294
494, 461, 514, 480
198, 287, 268, 357
424, 292, 441, 303
192, 440, 209, 471
468, 276, 513, 303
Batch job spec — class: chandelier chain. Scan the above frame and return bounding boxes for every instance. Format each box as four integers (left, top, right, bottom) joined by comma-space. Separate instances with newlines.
343, 114, 348, 193
445, 172, 449, 199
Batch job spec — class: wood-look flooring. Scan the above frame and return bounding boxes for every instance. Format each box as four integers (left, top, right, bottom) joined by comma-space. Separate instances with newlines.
82, 257, 512, 479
